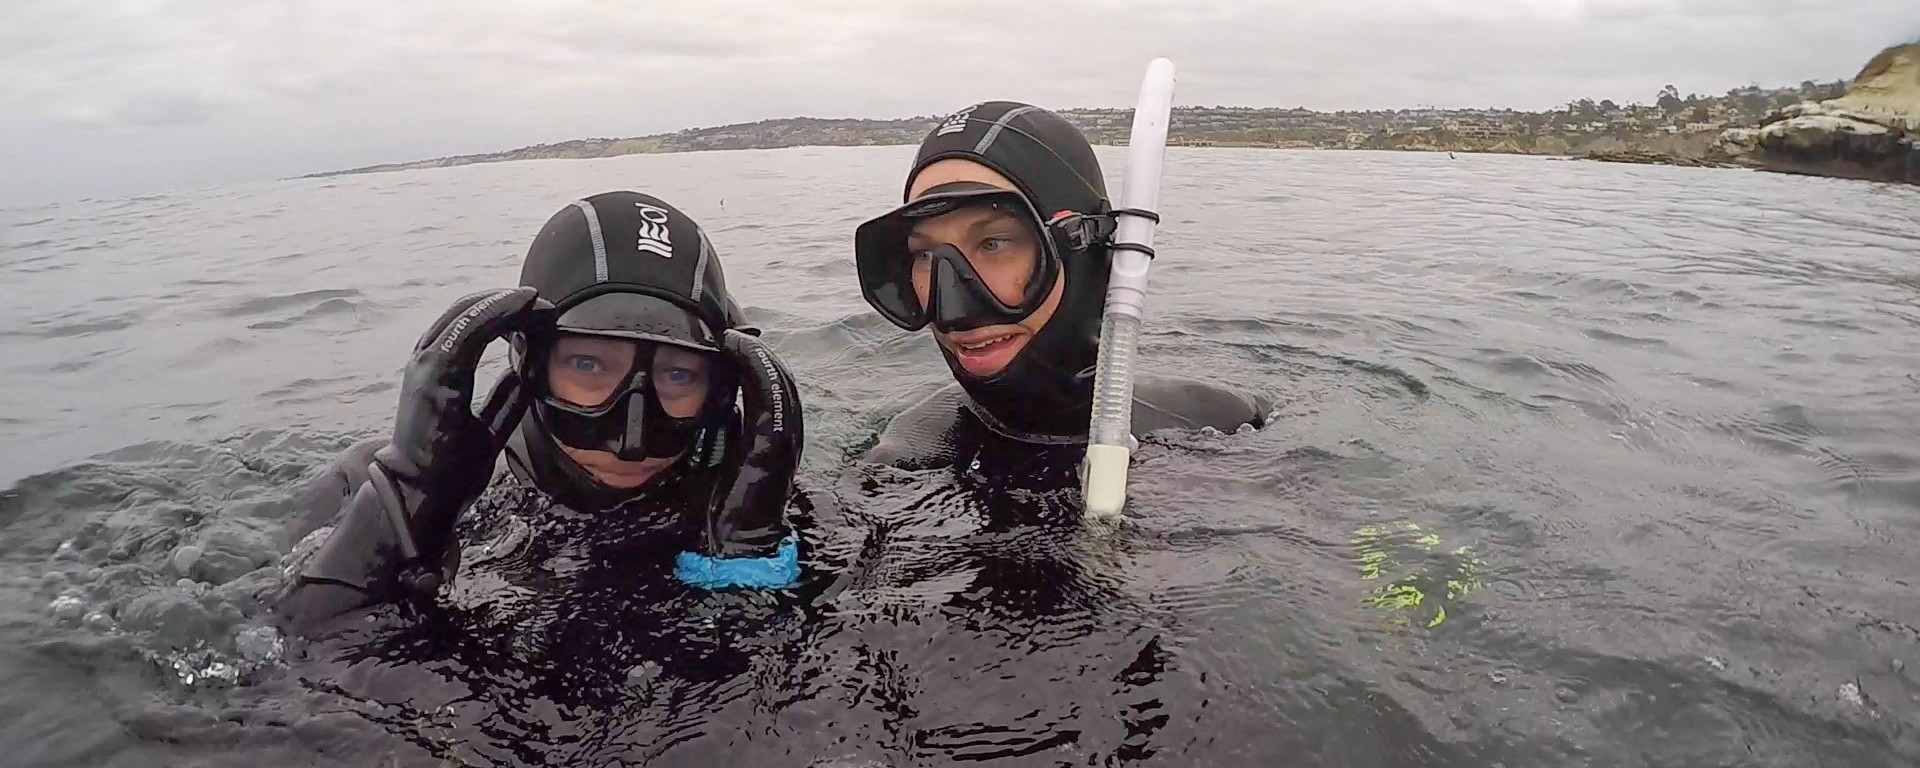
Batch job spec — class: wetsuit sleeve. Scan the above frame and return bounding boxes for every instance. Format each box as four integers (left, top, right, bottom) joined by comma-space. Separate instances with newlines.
286, 439, 383, 544
862, 383, 965, 470
274, 440, 394, 639
1130, 374, 1271, 436
273, 447, 506, 639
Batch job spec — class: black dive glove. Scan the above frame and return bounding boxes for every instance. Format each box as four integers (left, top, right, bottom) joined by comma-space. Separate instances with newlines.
675, 328, 805, 589
297, 287, 545, 602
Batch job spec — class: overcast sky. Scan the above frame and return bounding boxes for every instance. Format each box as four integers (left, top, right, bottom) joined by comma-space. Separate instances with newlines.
3, 0, 1914, 207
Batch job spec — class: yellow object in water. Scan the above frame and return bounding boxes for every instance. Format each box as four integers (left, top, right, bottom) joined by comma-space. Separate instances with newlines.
1351, 520, 1484, 629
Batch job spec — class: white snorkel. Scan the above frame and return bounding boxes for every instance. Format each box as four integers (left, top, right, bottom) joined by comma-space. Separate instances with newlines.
1082, 58, 1176, 522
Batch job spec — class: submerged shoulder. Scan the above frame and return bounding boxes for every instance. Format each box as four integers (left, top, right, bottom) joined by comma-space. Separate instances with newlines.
863, 382, 966, 470
1131, 375, 1270, 436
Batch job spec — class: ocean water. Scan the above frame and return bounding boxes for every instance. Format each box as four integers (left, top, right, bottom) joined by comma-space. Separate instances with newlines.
2, 146, 1918, 766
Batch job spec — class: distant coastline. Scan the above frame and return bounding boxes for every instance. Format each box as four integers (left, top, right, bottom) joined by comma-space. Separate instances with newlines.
302, 80, 1851, 179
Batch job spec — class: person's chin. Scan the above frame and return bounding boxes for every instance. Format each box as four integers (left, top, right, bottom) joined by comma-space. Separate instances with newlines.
942, 334, 1030, 378
588, 467, 653, 488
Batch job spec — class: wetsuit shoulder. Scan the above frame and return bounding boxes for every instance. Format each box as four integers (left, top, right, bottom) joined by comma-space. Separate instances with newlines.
287, 438, 383, 544
1131, 374, 1271, 436
864, 382, 965, 470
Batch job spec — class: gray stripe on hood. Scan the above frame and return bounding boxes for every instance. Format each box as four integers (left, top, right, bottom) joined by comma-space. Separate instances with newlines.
571, 199, 609, 282
974, 105, 1039, 155
690, 229, 712, 304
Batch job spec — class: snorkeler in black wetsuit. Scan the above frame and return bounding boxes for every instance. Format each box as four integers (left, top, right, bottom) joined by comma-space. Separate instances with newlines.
275, 191, 805, 641
853, 101, 1267, 482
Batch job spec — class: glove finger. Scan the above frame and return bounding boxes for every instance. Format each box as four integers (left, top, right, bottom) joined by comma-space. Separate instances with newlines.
400, 288, 537, 439
413, 291, 497, 352
700, 329, 803, 559
474, 369, 533, 452
722, 328, 802, 457
771, 343, 802, 458
427, 286, 540, 370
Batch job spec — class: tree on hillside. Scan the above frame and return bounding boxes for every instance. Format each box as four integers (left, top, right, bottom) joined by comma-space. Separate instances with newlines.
1691, 105, 1711, 123
1599, 99, 1619, 114
1657, 85, 1683, 113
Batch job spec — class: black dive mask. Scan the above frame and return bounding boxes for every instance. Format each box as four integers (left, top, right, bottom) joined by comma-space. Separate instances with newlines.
855, 181, 1114, 333
520, 292, 733, 462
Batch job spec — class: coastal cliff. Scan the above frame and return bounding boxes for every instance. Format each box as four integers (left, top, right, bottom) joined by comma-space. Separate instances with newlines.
300, 69, 1884, 180
1717, 43, 1919, 184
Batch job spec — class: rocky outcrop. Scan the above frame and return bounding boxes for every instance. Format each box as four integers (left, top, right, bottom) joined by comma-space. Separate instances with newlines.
1720, 43, 1920, 184
1582, 148, 1736, 168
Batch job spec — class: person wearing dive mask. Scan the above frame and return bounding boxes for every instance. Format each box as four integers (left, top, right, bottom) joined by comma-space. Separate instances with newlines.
855, 101, 1266, 476
275, 190, 804, 638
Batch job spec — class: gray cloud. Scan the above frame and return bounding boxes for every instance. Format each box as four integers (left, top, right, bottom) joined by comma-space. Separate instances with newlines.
109, 93, 218, 129
1, 0, 1914, 206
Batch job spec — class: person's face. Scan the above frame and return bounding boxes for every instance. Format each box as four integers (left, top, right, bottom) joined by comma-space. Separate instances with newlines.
905, 159, 1064, 378
546, 336, 712, 488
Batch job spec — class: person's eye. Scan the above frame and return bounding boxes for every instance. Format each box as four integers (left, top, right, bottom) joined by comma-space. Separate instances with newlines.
566, 355, 605, 374
661, 366, 698, 386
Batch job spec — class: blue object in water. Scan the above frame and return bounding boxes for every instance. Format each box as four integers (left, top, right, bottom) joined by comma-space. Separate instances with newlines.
675, 535, 800, 589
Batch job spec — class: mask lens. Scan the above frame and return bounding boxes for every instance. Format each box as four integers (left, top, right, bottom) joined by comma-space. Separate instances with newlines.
544, 333, 644, 409
856, 217, 932, 330
541, 333, 718, 413
648, 344, 716, 419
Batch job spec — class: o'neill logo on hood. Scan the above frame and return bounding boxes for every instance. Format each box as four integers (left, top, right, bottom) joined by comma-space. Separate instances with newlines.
635, 203, 674, 258
935, 105, 977, 137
